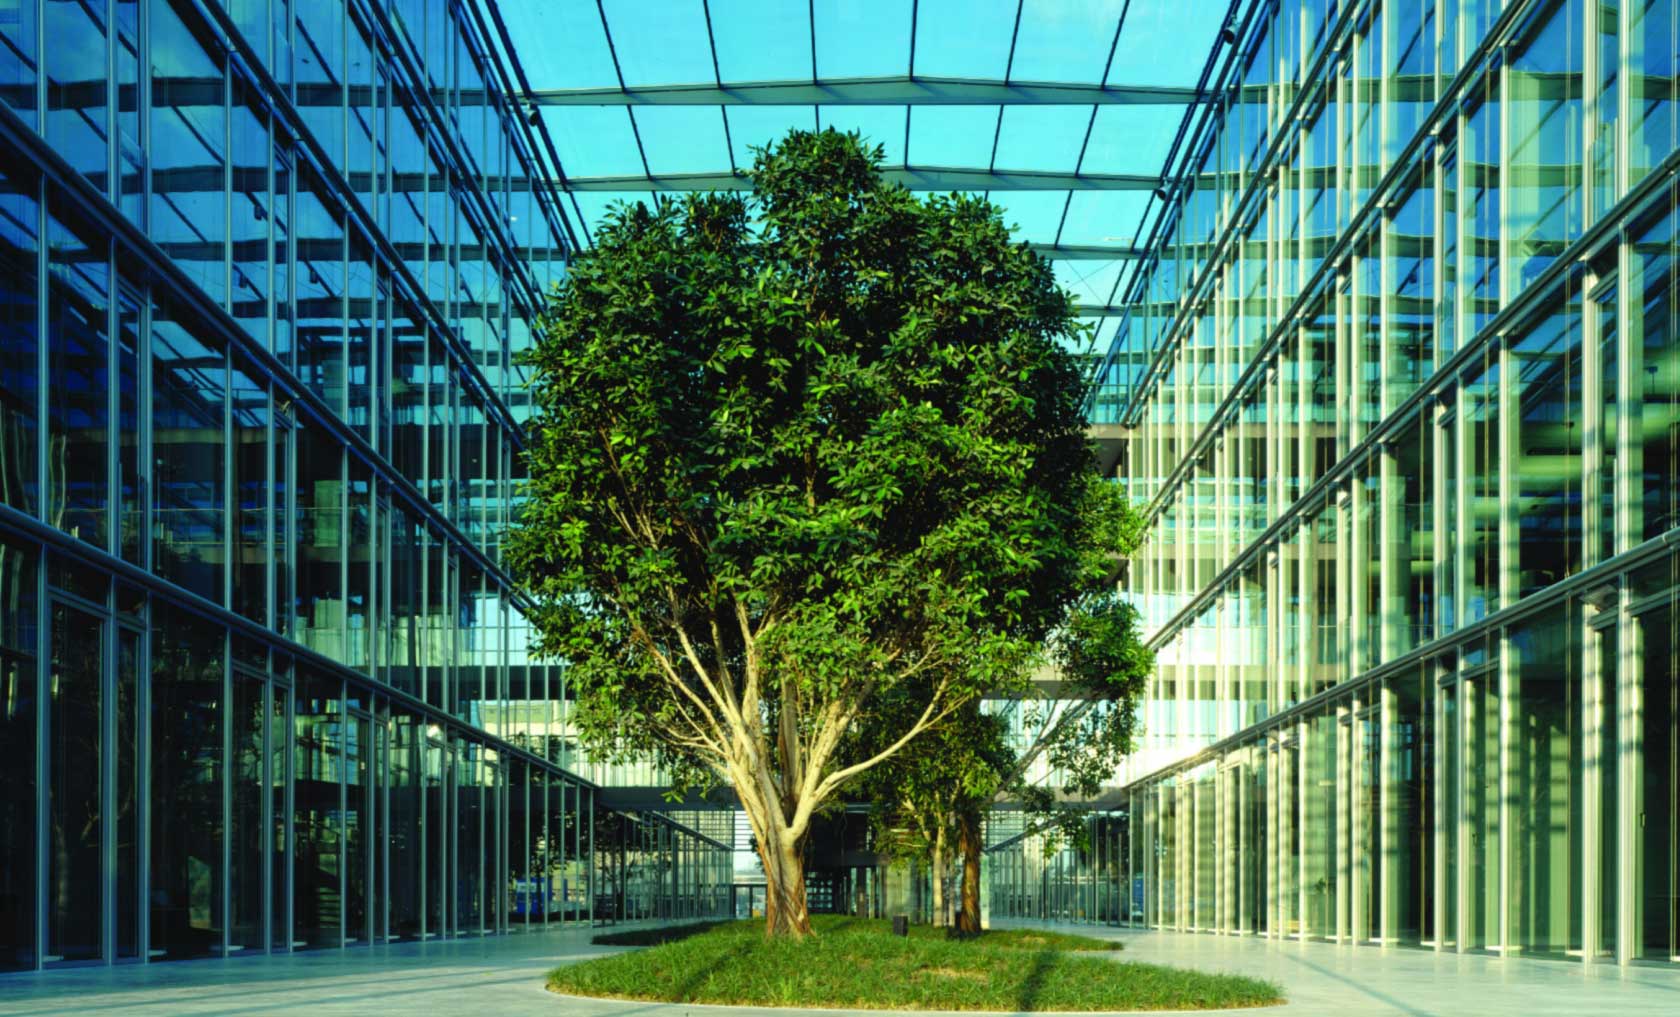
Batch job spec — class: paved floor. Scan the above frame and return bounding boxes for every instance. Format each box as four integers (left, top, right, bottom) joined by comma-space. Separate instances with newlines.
2, 919, 1680, 1016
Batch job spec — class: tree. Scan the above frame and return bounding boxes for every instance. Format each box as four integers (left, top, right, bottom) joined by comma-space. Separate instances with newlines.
951, 590, 1154, 935
508, 129, 1119, 938
858, 698, 1013, 927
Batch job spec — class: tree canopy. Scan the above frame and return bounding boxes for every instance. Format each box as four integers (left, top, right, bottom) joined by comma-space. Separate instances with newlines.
508, 128, 1135, 937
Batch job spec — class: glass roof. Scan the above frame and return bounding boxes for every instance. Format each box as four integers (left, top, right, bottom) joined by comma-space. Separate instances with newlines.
485, 0, 1240, 369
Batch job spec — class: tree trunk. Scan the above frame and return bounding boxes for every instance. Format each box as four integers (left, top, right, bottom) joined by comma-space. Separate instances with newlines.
755, 824, 813, 939
953, 806, 983, 937
930, 826, 948, 927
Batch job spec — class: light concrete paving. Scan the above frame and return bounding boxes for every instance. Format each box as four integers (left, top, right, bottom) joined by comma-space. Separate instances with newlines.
1, 919, 1679, 1016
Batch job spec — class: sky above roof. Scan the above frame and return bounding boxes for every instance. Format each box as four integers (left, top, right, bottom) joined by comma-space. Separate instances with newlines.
488, 0, 1238, 364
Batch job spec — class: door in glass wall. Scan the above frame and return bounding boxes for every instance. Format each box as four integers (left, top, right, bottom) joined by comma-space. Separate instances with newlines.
1353, 705, 1382, 945
1441, 678, 1460, 949
1305, 710, 1338, 939
230, 667, 267, 953
0, 543, 38, 971
1281, 738, 1302, 936
1390, 664, 1434, 946
47, 601, 104, 964
1593, 619, 1618, 962
1637, 603, 1677, 961
1465, 664, 1502, 951
1508, 604, 1579, 958
344, 710, 372, 944
294, 675, 342, 949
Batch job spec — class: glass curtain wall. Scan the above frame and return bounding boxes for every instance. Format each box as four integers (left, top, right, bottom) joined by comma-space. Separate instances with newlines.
1080, 0, 1680, 971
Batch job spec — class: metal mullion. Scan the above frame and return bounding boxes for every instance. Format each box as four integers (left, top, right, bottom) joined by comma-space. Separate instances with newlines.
221, 632, 233, 956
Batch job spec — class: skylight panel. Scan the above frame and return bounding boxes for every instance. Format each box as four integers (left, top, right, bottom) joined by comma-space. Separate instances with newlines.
709, 0, 813, 83
991, 104, 1091, 173
910, 0, 1015, 79
569, 192, 659, 234
1007, 0, 1124, 84
984, 190, 1070, 244
723, 106, 821, 167
818, 105, 908, 165
498, 0, 619, 90
813, 0, 913, 79
540, 107, 647, 179
634, 107, 734, 176
1111, 2, 1228, 88
600, 0, 717, 88
1054, 258, 1133, 309
1080, 104, 1188, 176
907, 106, 1000, 168
1057, 191, 1153, 247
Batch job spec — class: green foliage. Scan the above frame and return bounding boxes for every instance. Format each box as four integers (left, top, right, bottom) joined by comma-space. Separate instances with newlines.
547, 916, 1283, 1011
508, 128, 1119, 821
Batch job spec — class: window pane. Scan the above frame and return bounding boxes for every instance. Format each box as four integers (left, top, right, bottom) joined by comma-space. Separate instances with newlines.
48, 601, 103, 963
46, 197, 109, 549
0, 540, 38, 970
149, 600, 224, 960
0, 162, 39, 517
153, 298, 225, 602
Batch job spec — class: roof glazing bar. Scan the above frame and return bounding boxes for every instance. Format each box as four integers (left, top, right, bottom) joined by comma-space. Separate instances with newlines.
524, 77, 1201, 106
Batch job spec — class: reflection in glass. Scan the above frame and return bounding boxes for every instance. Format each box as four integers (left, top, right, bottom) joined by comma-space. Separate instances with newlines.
150, 601, 224, 960
153, 298, 225, 603
295, 671, 343, 949
48, 602, 103, 964
46, 199, 109, 549
0, 542, 38, 970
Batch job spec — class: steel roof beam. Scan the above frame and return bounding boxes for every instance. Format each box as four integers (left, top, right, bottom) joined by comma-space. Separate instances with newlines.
1029, 243, 1143, 260
525, 76, 1199, 106
557, 166, 1161, 191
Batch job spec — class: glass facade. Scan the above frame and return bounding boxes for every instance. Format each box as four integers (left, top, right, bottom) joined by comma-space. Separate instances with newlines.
997, 0, 1680, 968
0, 0, 726, 973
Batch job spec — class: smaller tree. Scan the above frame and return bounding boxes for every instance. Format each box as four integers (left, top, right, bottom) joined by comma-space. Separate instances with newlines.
951, 588, 1154, 935
859, 702, 1013, 926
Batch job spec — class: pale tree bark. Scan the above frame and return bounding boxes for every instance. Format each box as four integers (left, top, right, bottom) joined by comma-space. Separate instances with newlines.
929, 824, 948, 928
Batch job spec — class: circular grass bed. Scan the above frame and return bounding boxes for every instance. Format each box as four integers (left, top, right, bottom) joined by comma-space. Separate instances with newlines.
549, 916, 1282, 1012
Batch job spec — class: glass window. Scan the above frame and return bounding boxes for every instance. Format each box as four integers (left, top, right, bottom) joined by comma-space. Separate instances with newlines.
1388, 171, 1435, 404
0, 539, 38, 970
149, 599, 224, 960
151, 0, 227, 304
1465, 89, 1501, 332
1514, 297, 1585, 598
294, 165, 346, 412
0, 161, 39, 517
1629, 0, 1678, 187
47, 599, 103, 964
296, 409, 344, 657
1507, 0, 1585, 291
116, 284, 142, 562
1389, 663, 1434, 946
46, 196, 109, 549
230, 667, 265, 953
295, 669, 344, 948
1462, 351, 1501, 621
152, 298, 226, 603
231, 358, 268, 625
46, 0, 108, 182
1634, 204, 1678, 542
0, 0, 38, 125
231, 80, 271, 345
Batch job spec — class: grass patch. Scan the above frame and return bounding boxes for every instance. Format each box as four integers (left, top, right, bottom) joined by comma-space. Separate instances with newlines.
552, 915, 1281, 1011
